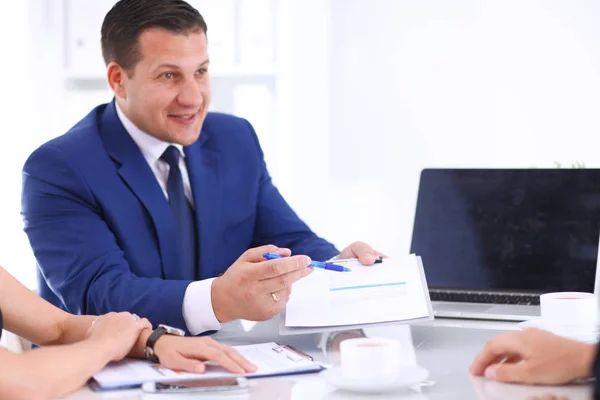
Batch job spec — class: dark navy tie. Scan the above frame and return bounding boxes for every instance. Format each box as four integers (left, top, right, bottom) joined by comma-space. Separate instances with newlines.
161, 146, 198, 280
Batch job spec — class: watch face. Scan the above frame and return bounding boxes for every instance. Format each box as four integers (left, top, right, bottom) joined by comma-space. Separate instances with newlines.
158, 324, 185, 337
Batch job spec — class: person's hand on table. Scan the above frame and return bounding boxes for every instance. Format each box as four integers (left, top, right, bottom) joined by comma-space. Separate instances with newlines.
87, 312, 152, 362
211, 245, 313, 323
153, 335, 257, 374
337, 241, 386, 266
470, 373, 585, 400
470, 328, 596, 385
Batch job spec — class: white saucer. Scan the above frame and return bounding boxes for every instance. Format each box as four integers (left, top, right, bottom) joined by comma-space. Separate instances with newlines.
320, 365, 429, 393
517, 318, 600, 343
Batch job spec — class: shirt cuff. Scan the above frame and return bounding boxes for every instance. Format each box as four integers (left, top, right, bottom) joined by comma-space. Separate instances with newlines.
182, 278, 222, 335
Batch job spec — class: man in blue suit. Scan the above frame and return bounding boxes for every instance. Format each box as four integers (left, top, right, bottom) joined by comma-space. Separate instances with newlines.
22, 0, 382, 335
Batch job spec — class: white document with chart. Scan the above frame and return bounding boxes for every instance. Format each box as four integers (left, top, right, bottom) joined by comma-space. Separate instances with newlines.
284, 254, 432, 328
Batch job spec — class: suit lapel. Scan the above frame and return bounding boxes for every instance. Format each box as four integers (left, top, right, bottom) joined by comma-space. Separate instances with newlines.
184, 137, 222, 280
99, 101, 181, 279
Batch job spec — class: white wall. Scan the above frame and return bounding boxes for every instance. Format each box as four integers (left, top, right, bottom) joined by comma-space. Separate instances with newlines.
320, 0, 600, 257
0, 1, 38, 285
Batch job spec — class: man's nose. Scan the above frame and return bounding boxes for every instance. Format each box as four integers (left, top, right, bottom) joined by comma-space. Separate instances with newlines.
177, 79, 204, 108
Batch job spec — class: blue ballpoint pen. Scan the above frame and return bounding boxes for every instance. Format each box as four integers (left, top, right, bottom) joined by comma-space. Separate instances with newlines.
262, 253, 352, 272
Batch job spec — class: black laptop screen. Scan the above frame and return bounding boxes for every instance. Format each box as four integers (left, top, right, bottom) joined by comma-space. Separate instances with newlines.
410, 169, 600, 293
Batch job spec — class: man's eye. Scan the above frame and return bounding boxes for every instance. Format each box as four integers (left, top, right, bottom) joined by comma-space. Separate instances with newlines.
162, 72, 174, 79
196, 68, 208, 75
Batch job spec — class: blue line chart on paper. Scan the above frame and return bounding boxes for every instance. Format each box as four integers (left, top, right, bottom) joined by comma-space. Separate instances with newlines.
330, 282, 406, 291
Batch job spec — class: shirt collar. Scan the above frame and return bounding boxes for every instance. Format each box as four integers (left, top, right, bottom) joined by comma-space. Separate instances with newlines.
115, 102, 185, 164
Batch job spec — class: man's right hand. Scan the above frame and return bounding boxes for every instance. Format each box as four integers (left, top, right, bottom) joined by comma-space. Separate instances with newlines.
211, 245, 313, 322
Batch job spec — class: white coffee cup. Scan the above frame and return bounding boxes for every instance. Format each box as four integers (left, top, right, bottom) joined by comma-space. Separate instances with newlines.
540, 292, 598, 330
339, 338, 403, 382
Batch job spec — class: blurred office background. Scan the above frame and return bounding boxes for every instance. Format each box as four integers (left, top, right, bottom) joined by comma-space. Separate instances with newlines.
2, 0, 600, 287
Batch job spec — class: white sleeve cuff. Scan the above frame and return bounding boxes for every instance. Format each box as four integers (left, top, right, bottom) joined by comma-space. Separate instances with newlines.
182, 278, 222, 335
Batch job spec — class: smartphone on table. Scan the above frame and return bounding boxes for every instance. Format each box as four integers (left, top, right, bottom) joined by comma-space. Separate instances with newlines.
141, 377, 249, 394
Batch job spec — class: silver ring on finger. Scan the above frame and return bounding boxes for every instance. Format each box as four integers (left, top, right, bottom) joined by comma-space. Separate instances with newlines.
271, 292, 279, 303
132, 313, 140, 321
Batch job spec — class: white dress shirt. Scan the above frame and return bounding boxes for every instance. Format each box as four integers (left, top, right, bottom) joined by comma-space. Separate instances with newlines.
115, 103, 221, 335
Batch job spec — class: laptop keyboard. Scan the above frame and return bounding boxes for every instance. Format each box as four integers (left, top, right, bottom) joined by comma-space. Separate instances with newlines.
430, 290, 540, 305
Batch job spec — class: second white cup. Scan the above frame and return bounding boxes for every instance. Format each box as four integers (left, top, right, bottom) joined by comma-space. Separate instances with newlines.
540, 292, 598, 329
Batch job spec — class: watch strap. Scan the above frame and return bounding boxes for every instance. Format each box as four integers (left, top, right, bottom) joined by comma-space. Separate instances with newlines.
145, 326, 167, 363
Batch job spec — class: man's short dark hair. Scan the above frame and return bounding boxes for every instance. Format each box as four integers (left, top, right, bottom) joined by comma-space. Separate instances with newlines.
101, 0, 208, 73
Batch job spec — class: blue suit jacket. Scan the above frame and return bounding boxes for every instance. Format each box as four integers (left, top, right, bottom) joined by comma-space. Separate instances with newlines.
22, 101, 338, 330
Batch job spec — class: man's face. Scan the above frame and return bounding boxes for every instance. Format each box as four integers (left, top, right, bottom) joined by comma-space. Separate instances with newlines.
115, 28, 211, 146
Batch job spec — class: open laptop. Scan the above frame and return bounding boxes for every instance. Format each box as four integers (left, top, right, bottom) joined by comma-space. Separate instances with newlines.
410, 168, 600, 321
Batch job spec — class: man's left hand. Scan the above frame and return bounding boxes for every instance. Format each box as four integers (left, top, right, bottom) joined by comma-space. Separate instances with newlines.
153, 335, 257, 374
338, 241, 386, 266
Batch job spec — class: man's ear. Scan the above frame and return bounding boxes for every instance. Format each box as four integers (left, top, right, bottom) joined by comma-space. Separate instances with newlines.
107, 62, 127, 99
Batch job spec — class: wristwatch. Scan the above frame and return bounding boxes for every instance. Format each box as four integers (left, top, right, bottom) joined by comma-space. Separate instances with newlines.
144, 324, 185, 363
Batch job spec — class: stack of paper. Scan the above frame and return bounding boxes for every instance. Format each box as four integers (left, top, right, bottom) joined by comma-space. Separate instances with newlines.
281, 255, 433, 334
